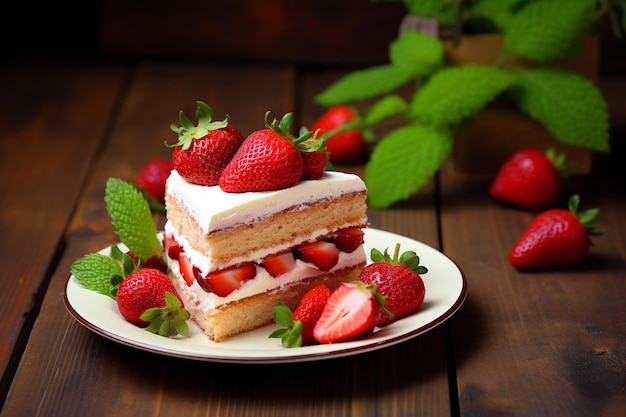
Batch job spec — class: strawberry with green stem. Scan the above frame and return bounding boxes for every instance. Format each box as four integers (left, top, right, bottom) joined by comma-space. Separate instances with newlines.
489, 148, 571, 211
509, 194, 605, 269
166, 101, 244, 186
358, 243, 427, 326
270, 284, 332, 347
70, 178, 191, 338
219, 112, 325, 192
116, 268, 188, 335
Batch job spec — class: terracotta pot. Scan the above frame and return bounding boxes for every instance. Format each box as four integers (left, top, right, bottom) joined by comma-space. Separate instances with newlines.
445, 34, 599, 177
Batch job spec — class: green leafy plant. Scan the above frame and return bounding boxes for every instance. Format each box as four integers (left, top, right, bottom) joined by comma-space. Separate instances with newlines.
315, 0, 624, 208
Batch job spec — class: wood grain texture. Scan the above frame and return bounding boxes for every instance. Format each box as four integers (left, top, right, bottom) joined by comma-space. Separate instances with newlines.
0, 62, 126, 398
440, 152, 626, 416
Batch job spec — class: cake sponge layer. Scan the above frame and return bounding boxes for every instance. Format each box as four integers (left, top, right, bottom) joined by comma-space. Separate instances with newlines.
168, 263, 364, 342
166, 190, 367, 272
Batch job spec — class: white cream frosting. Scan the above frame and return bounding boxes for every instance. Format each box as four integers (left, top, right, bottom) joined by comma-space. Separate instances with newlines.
166, 170, 366, 234
164, 169, 368, 309
165, 221, 355, 274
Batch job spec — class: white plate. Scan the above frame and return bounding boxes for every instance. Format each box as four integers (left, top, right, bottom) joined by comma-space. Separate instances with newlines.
64, 228, 466, 363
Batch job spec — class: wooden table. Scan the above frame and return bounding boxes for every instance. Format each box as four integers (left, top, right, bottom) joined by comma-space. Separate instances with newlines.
1, 61, 625, 417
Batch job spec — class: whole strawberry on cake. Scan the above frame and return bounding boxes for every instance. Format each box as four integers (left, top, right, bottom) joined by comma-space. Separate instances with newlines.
163, 102, 369, 342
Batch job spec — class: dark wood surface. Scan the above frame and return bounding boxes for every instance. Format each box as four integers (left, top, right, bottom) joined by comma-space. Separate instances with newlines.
1, 59, 625, 417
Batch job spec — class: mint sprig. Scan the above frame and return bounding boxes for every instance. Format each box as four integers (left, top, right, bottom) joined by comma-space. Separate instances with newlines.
105, 178, 162, 262
312, 1, 611, 208
70, 252, 123, 299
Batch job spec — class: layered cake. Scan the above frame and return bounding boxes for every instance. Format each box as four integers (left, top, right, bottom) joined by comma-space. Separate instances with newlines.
163, 169, 368, 342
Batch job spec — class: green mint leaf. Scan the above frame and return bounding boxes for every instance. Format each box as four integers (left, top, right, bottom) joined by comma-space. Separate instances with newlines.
272, 302, 294, 328
504, 0, 595, 63
70, 253, 122, 299
389, 31, 443, 78
105, 178, 162, 262
510, 68, 610, 152
409, 65, 513, 126
365, 124, 453, 208
364, 95, 408, 126
315, 65, 412, 106
468, 0, 518, 32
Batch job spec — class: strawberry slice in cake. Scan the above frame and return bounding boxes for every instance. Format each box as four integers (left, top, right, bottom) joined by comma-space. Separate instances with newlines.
163, 106, 368, 342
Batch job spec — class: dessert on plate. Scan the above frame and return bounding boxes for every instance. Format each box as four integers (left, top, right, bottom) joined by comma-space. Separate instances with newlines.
162, 104, 368, 342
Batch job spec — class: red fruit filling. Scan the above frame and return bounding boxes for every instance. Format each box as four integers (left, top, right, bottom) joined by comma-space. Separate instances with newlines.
163, 227, 364, 297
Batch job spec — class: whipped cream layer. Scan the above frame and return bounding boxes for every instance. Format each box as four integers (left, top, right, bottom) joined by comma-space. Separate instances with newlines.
166, 170, 367, 234
165, 221, 360, 274
165, 245, 366, 309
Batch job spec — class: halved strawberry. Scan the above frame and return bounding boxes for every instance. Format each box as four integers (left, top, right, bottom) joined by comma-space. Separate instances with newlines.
263, 251, 297, 277
197, 263, 257, 297
313, 282, 382, 344
164, 234, 183, 260
294, 240, 340, 271
178, 253, 196, 286
327, 227, 365, 253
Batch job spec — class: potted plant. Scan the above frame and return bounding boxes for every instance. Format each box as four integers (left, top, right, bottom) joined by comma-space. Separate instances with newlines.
314, 0, 624, 208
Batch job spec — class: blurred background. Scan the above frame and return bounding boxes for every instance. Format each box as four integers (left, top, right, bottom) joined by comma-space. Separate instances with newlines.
1, 0, 623, 68
1, 0, 624, 135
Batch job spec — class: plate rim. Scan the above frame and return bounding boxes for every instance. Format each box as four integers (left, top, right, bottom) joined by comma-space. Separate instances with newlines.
64, 228, 467, 363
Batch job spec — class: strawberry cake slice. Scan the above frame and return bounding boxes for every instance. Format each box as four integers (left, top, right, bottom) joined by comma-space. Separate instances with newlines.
162, 105, 368, 342
163, 170, 367, 342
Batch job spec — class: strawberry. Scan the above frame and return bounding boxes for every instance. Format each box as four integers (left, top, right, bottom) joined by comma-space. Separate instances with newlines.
269, 284, 331, 346
116, 268, 186, 328
294, 285, 332, 343
135, 159, 173, 204
294, 240, 340, 271
166, 101, 244, 186
310, 105, 368, 164
300, 150, 328, 180
313, 282, 384, 344
489, 148, 569, 211
178, 253, 196, 286
327, 227, 365, 253
196, 263, 257, 297
263, 251, 297, 277
358, 243, 427, 326
124, 250, 166, 273
219, 112, 321, 192
163, 234, 183, 260
509, 194, 604, 270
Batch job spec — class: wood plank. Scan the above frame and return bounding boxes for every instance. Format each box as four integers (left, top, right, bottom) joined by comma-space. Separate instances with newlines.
440, 147, 626, 416
0, 62, 126, 399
